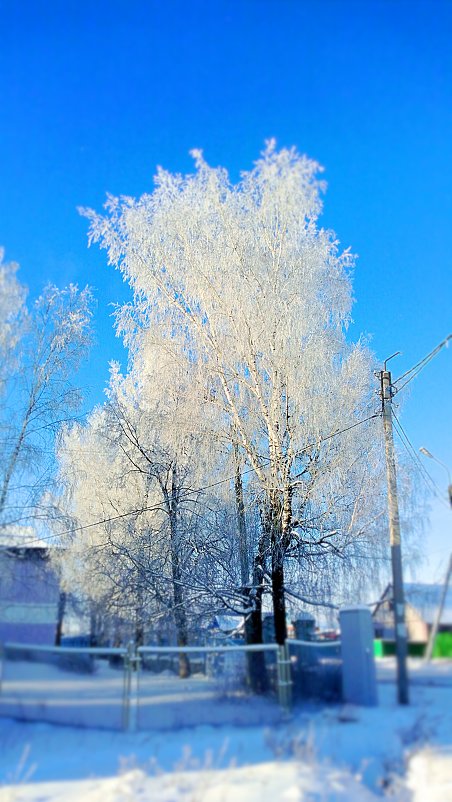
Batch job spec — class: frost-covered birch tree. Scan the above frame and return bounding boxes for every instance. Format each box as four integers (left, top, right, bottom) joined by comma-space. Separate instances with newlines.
82, 143, 387, 644
0, 252, 93, 531
54, 340, 232, 672
54, 403, 169, 647
0, 250, 27, 397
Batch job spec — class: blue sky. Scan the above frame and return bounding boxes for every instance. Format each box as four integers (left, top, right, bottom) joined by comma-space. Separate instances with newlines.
1, 0, 451, 582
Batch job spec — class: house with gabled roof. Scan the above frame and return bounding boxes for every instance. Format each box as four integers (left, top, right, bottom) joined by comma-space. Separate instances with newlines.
0, 528, 60, 645
373, 582, 452, 643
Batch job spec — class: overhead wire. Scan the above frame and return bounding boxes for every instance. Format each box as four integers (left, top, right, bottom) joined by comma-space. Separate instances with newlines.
19, 332, 447, 553
391, 412, 438, 501
391, 410, 451, 510
393, 334, 451, 395
8, 410, 381, 549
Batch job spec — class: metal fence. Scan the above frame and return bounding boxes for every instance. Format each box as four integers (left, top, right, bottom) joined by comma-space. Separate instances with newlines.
135, 643, 286, 730
0, 641, 130, 730
288, 639, 342, 702
0, 638, 346, 730
0, 640, 295, 731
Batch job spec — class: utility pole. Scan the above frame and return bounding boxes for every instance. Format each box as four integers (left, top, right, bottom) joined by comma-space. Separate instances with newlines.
425, 553, 452, 662
419, 447, 452, 661
380, 359, 409, 704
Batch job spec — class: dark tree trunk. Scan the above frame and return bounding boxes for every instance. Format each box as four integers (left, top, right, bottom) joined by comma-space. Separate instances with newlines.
89, 608, 98, 647
168, 465, 191, 679
233, 440, 267, 689
135, 616, 144, 648
233, 438, 249, 587
269, 485, 292, 645
271, 553, 287, 645
172, 571, 190, 678
244, 520, 270, 693
54, 590, 67, 646
170, 538, 191, 677
245, 593, 267, 692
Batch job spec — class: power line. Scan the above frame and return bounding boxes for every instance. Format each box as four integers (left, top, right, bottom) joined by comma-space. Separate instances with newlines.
9, 410, 381, 549
392, 412, 445, 503
391, 412, 440, 501
301, 412, 380, 448
393, 334, 451, 395
392, 411, 451, 510
292, 412, 381, 478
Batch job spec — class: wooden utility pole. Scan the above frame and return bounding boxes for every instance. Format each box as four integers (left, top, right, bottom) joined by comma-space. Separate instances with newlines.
380, 365, 409, 704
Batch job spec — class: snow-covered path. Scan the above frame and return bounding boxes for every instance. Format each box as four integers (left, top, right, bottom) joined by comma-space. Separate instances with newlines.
1, 660, 451, 801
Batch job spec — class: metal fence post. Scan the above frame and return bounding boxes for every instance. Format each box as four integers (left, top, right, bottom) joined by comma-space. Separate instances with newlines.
277, 642, 292, 714
276, 645, 282, 707
122, 641, 134, 732
131, 644, 141, 733
284, 641, 293, 710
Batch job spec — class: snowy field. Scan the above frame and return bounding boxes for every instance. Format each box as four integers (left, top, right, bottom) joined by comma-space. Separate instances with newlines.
0, 659, 451, 801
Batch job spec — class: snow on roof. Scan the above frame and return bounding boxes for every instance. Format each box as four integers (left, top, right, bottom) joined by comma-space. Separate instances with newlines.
214, 615, 245, 633
0, 526, 50, 549
404, 583, 452, 626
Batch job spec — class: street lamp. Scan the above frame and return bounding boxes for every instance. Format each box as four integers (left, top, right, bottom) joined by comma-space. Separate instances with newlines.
419, 447, 452, 507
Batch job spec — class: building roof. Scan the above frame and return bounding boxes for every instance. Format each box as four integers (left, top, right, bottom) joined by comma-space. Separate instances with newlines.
213, 615, 245, 634
373, 582, 452, 626
404, 583, 452, 626
0, 526, 50, 550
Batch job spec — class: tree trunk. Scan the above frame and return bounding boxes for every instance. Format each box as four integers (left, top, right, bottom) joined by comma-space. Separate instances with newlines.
0, 399, 34, 519
271, 551, 287, 645
171, 568, 190, 678
233, 439, 267, 688
134, 583, 145, 648
244, 520, 269, 693
245, 561, 268, 693
233, 438, 249, 587
135, 614, 144, 648
168, 466, 191, 678
269, 484, 292, 645
89, 606, 99, 647
54, 590, 67, 646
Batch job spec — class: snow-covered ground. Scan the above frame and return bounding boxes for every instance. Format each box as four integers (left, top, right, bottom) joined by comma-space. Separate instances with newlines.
0, 659, 451, 801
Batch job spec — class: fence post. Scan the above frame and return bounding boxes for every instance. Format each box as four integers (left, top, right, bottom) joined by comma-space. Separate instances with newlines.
122, 641, 134, 732
131, 644, 141, 733
276, 645, 282, 707
285, 642, 293, 710
277, 643, 292, 714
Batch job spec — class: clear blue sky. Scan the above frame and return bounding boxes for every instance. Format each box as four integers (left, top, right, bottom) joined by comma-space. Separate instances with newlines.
1, 0, 451, 581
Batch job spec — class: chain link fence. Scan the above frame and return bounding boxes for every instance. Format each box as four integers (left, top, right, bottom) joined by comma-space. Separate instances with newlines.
288, 638, 342, 702
0, 637, 348, 730
0, 642, 129, 729
134, 643, 285, 730
0, 640, 294, 730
